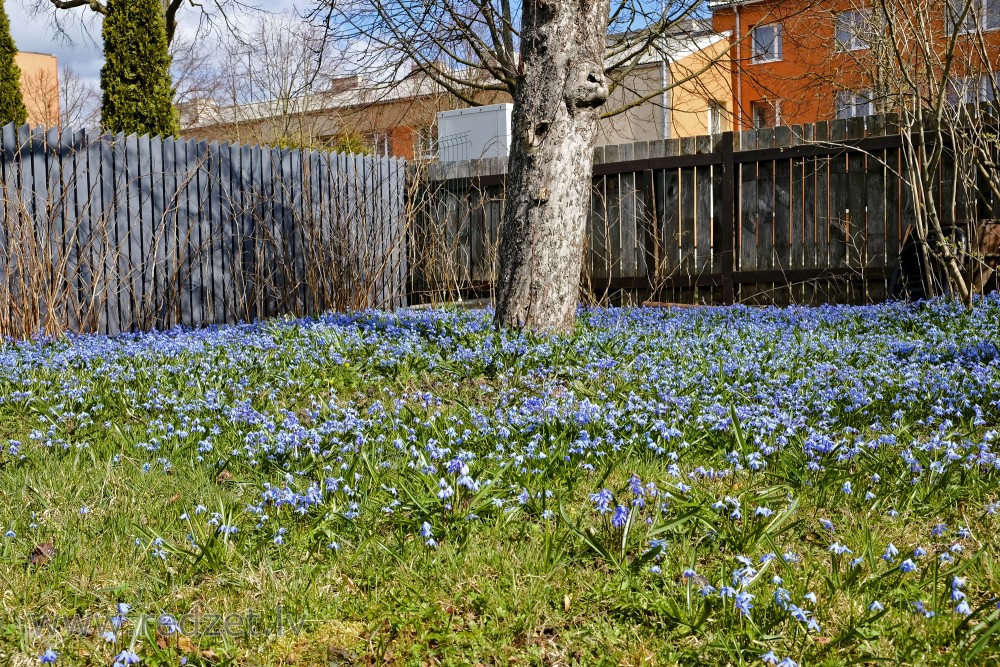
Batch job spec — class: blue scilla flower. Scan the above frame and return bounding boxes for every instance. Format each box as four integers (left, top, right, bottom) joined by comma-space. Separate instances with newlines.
611, 505, 629, 528
900, 559, 918, 573
39, 649, 57, 664
869, 600, 884, 611
829, 542, 853, 555
113, 650, 140, 666
819, 518, 834, 532
774, 588, 791, 608
760, 651, 779, 665
159, 614, 180, 634
882, 543, 899, 562
589, 489, 613, 514
419, 522, 433, 538
734, 591, 754, 616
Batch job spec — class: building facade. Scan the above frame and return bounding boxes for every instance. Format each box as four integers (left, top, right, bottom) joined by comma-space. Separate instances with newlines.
711, 0, 1000, 130
15, 51, 59, 127
185, 27, 735, 158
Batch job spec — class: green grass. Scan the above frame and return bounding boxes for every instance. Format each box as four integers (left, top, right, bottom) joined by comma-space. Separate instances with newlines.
0, 302, 998, 666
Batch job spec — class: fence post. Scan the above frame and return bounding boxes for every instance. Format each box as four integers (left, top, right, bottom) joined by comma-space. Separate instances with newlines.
720, 131, 736, 304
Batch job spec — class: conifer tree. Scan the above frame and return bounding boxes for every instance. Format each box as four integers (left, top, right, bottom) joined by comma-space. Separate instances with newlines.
100, 0, 178, 136
0, 0, 28, 127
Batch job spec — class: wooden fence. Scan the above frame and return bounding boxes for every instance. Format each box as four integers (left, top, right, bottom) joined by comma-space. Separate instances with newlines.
0, 123, 407, 337
412, 114, 995, 306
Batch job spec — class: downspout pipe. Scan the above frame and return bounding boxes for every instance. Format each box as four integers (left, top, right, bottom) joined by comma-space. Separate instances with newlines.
660, 0, 669, 139
735, 3, 743, 132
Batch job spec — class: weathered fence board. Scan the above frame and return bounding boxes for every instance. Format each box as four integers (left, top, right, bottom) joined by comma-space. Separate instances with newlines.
416, 114, 996, 306
0, 123, 408, 337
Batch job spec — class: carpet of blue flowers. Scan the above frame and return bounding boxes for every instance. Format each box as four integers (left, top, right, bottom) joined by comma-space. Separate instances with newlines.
2, 300, 1000, 666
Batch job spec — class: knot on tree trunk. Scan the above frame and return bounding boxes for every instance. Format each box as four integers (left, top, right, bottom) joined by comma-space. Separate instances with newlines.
564, 62, 608, 111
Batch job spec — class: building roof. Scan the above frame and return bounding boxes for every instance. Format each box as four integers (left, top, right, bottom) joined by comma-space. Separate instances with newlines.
707, 0, 769, 10
186, 26, 731, 130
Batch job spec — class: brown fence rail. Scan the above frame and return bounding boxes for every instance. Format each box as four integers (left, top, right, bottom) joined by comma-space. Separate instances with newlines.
412, 114, 995, 306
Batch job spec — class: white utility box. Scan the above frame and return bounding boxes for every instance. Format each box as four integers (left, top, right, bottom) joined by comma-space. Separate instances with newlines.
437, 103, 513, 162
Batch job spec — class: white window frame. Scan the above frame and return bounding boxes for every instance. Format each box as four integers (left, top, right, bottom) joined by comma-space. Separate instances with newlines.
708, 101, 726, 135
835, 89, 875, 119
948, 73, 998, 105
948, 0, 1000, 34
836, 10, 871, 51
413, 125, 437, 160
751, 100, 781, 129
365, 131, 391, 157
751, 24, 783, 63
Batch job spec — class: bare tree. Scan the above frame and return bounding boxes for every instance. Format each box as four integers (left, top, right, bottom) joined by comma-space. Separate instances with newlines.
839, 0, 1000, 302
179, 15, 343, 148
170, 30, 218, 112
24, 0, 264, 45
19, 66, 59, 127
58, 64, 99, 129
19, 63, 99, 130
311, 0, 712, 331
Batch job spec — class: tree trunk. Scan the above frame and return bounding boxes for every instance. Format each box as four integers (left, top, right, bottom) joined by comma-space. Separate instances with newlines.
493, 0, 610, 333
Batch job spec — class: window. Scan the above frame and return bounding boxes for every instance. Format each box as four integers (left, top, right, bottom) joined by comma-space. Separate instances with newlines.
836, 11, 871, 51
948, 0, 1000, 33
413, 126, 436, 160
708, 101, 726, 134
751, 100, 780, 129
835, 90, 874, 119
948, 74, 998, 105
365, 131, 391, 157
752, 24, 783, 63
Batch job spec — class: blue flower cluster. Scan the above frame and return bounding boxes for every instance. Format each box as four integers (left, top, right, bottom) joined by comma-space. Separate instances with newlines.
3, 297, 1000, 664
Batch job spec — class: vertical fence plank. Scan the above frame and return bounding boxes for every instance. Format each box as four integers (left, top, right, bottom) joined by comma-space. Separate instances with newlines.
71, 130, 92, 331
160, 136, 177, 328
190, 140, 209, 327
679, 165, 696, 290
138, 134, 157, 330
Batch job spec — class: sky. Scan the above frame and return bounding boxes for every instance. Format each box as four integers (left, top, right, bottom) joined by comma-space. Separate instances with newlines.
6, 0, 305, 88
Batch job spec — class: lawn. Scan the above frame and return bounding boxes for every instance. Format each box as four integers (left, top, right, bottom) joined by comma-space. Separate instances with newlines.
1, 300, 999, 666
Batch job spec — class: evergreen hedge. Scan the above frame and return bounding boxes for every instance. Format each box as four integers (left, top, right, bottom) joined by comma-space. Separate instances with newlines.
100, 0, 178, 136
0, 0, 27, 127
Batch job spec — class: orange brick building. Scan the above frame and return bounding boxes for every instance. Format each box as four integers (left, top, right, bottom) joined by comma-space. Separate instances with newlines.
15, 51, 59, 127
711, 0, 1000, 130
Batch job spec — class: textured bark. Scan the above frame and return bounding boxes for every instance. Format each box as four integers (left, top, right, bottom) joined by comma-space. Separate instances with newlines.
494, 0, 610, 333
